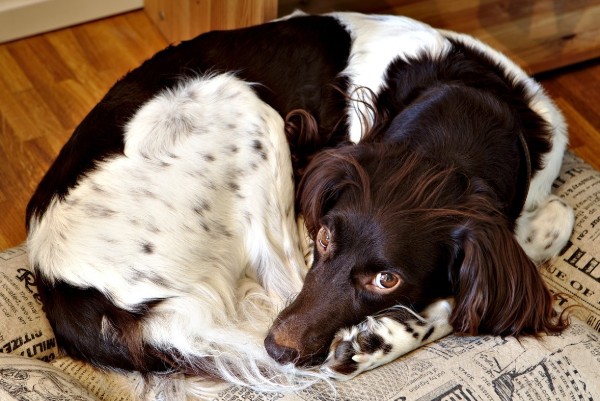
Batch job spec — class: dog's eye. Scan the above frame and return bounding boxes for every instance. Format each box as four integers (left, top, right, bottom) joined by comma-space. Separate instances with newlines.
317, 226, 330, 252
373, 272, 400, 290
362, 271, 402, 294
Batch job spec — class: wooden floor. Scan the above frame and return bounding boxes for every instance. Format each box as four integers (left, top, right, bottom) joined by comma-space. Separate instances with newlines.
1, 10, 600, 249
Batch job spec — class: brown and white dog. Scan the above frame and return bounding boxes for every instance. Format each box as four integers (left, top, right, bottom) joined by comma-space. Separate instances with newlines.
26, 11, 573, 397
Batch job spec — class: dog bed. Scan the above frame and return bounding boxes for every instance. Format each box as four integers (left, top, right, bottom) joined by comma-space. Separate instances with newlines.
1, 150, 599, 400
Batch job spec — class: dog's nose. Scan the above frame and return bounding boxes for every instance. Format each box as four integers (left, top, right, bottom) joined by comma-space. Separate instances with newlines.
264, 332, 300, 365
264, 329, 329, 367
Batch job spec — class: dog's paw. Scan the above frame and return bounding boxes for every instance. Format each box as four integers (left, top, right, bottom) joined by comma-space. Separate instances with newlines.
322, 299, 453, 380
321, 317, 390, 380
516, 195, 575, 263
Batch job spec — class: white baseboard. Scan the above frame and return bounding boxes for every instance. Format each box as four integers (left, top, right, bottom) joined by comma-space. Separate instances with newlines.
0, 0, 143, 43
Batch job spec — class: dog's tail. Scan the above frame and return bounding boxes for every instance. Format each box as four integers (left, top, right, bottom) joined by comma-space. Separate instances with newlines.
129, 286, 332, 399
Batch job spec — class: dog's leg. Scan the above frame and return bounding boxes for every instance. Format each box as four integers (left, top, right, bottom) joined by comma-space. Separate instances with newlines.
514, 195, 574, 263
322, 298, 453, 379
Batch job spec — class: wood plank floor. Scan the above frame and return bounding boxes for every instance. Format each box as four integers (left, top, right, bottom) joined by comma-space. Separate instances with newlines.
1, 10, 599, 249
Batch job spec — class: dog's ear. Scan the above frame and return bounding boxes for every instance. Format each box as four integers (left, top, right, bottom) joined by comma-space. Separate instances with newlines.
298, 148, 369, 237
450, 213, 565, 337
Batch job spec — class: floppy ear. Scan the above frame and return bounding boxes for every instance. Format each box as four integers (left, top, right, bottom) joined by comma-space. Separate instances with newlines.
297, 148, 368, 237
450, 217, 565, 336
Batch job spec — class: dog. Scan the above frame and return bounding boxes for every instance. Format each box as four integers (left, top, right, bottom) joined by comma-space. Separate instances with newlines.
26, 11, 573, 396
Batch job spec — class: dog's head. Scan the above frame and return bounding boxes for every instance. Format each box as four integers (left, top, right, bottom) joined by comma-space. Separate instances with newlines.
265, 140, 558, 366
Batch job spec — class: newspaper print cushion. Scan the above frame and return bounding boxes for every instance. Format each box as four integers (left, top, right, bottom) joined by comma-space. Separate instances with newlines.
0, 150, 599, 401
0, 244, 57, 363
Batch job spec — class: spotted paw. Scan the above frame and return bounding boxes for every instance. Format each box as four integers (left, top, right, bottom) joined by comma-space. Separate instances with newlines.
515, 195, 574, 263
322, 299, 453, 380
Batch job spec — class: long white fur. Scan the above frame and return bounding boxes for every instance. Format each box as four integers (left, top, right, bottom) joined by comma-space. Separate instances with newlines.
28, 74, 323, 396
